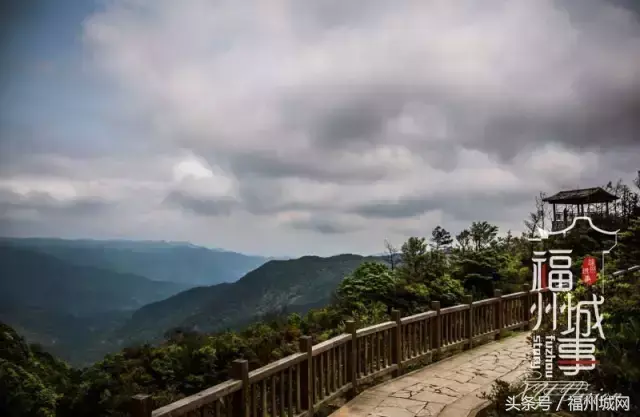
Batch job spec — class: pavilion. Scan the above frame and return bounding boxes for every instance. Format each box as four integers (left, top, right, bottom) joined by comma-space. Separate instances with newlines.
542, 187, 619, 231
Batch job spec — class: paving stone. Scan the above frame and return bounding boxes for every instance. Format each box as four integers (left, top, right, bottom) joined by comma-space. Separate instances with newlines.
352, 393, 387, 406
497, 369, 529, 384
450, 392, 490, 410
436, 357, 473, 370
423, 385, 461, 398
369, 406, 415, 417
471, 369, 505, 379
390, 390, 412, 399
412, 390, 459, 404
416, 402, 446, 416
437, 405, 472, 417
496, 359, 523, 368
449, 374, 474, 384
374, 378, 423, 393
443, 381, 484, 395
471, 384, 494, 399
494, 365, 514, 374
335, 402, 376, 417
377, 397, 426, 414
468, 375, 494, 386
413, 376, 456, 387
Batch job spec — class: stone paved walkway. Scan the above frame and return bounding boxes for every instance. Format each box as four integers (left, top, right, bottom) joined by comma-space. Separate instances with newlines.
331, 333, 530, 417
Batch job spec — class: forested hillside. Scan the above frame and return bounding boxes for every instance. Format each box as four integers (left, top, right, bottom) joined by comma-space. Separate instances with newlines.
0, 239, 270, 365
0, 245, 191, 364
115, 254, 383, 345
0, 306, 131, 366
0, 245, 189, 315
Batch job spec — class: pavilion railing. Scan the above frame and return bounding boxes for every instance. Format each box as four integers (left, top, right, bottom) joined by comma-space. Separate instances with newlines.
131, 284, 547, 417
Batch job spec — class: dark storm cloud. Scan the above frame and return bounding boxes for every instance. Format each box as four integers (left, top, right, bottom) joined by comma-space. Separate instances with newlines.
290, 0, 397, 29
350, 189, 536, 221
165, 180, 334, 217
163, 191, 238, 217
288, 216, 363, 235
0, 190, 112, 217
237, 184, 332, 215
283, 87, 409, 149
350, 196, 441, 220
283, 79, 640, 168
475, 90, 640, 161
82, 0, 640, 175
229, 151, 390, 183
441, 190, 539, 223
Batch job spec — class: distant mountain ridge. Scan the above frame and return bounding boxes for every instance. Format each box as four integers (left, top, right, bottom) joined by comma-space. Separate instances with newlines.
116, 253, 386, 345
0, 237, 387, 365
0, 244, 194, 364
0, 237, 269, 286
0, 238, 271, 365
0, 245, 189, 315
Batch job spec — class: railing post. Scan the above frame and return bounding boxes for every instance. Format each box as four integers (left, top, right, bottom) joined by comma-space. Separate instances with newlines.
431, 301, 441, 358
391, 310, 402, 376
494, 289, 503, 340
523, 284, 531, 330
130, 394, 152, 417
299, 336, 314, 416
345, 320, 358, 394
231, 359, 249, 417
463, 295, 473, 350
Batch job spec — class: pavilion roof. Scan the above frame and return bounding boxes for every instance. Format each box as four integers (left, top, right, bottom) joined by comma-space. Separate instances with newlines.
542, 187, 619, 205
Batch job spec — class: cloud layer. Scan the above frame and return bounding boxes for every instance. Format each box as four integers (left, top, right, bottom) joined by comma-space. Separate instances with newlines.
1, 0, 639, 256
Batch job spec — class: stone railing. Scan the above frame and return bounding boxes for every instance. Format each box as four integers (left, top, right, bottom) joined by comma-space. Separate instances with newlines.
131, 284, 547, 417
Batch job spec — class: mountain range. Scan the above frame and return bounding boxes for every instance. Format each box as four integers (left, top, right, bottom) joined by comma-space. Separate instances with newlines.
0, 238, 380, 365
114, 254, 383, 345
0, 237, 268, 286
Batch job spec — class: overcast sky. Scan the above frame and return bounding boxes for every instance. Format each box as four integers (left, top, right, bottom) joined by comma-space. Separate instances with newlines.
1, 0, 639, 257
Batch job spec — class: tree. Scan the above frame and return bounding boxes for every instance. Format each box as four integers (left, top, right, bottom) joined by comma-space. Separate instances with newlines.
469, 221, 498, 251
430, 226, 453, 251
396, 237, 428, 284
616, 216, 640, 271
605, 178, 639, 221
451, 222, 525, 298
383, 240, 399, 270
455, 229, 471, 253
453, 248, 502, 298
335, 262, 396, 315
0, 360, 58, 417
523, 192, 548, 237
0, 322, 74, 417
523, 211, 542, 238
501, 230, 513, 250
426, 274, 465, 306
